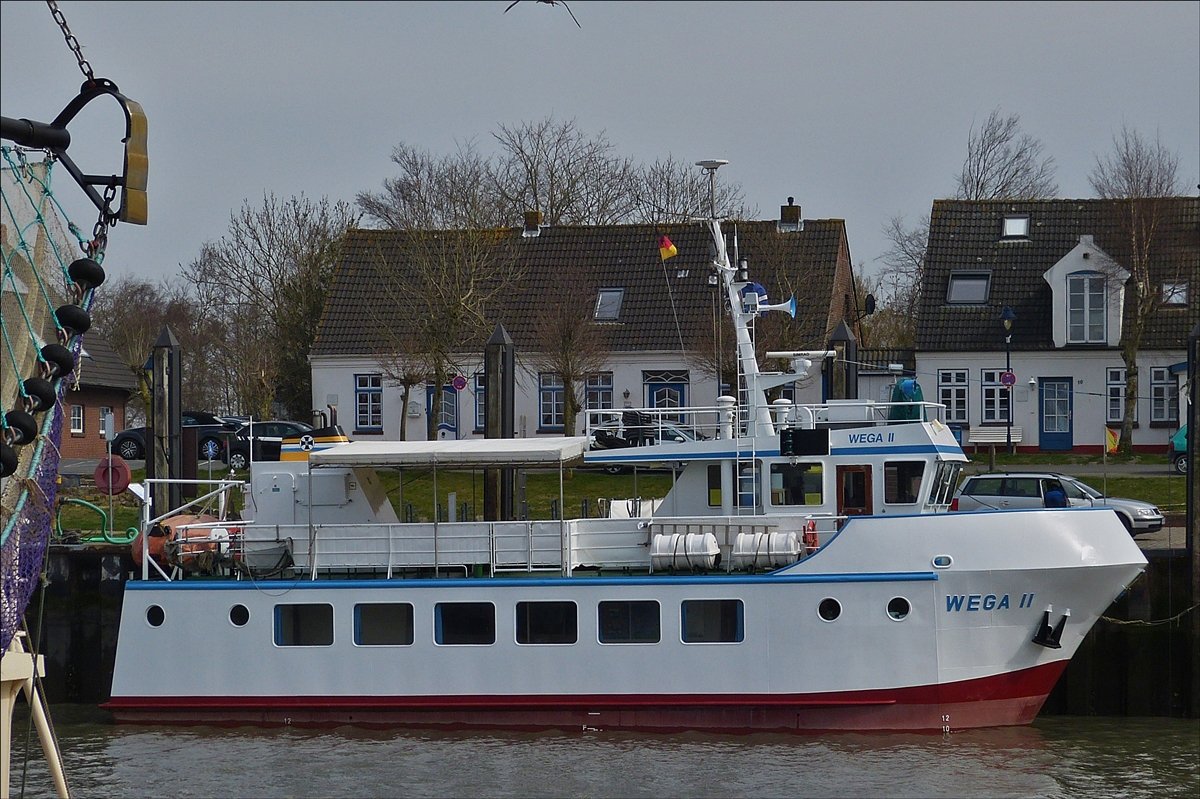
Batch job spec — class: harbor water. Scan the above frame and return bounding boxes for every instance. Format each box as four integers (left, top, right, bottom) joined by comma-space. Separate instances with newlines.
8, 710, 1199, 798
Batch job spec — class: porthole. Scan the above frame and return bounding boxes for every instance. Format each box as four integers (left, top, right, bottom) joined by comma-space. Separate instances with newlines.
933, 555, 953, 569
887, 597, 911, 621
146, 605, 165, 627
229, 604, 250, 627
817, 598, 841, 622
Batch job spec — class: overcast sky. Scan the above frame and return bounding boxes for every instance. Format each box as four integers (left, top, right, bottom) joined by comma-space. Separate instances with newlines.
3, 1, 1197, 288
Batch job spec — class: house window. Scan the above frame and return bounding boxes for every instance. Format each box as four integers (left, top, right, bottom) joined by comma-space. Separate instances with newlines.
1001, 215, 1030, 239
539, 373, 565, 429
937, 370, 968, 423
99, 405, 114, 437
594, 288, 625, 321
1162, 282, 1188, 305
474, 374, 486, 431
355, 374, 383, 430
1150, 367, 1177, 423
981, 370, 1010, 423
427, 385, 457, 432
585, 372, 613, 411
1107, 367, 1137, 423
946, 272, 991, 304
1067, 273, 1106, 343
69, 404, 84, 434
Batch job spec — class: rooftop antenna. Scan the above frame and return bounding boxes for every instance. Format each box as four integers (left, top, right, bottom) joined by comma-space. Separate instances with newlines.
695, 159, 728, 219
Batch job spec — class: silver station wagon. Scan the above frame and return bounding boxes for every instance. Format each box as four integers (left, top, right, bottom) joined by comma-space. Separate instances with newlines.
952, 472, 1164, 534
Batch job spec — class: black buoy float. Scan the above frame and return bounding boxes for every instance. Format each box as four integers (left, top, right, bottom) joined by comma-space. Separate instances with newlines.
40, 343, 76, 378
22, 377, 56, 413
55, 304, 91, 337
4, 409, 39, 445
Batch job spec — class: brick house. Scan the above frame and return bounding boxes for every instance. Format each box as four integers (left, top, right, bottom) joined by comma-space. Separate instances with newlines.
59, 335, 137, 459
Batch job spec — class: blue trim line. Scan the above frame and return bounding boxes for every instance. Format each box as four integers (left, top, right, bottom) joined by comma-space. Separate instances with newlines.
586, 444, 965, 463
125, 571, 938, 592
830, 445, 963, 456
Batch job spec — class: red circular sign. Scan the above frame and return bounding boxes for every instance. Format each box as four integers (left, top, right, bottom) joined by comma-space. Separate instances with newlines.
1000, 371, 1016, 387
451, 375, 468, 391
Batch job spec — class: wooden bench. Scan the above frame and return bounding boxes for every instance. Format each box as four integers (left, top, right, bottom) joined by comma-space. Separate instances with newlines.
968, 426, 1022, 469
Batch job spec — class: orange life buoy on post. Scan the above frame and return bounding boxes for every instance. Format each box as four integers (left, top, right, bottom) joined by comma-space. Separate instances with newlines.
803, 520, 819, 553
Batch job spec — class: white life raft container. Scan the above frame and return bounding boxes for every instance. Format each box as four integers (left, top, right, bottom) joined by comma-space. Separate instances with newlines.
730, 531, 801, 570
650, 532, 720, 571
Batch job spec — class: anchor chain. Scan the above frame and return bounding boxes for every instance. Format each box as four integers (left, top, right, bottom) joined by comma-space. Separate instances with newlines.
47, 0, 95, 82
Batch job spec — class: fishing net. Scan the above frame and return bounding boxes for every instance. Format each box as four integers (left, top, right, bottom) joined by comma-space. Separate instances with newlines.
1, 146, 103, 652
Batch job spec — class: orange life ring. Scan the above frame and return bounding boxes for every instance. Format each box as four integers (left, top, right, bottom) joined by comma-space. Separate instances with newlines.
803, 520, 819, 552
94, 455, 131, 494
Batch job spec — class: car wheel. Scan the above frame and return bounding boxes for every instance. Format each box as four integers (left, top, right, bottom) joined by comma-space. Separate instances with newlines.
603, 464, 626, 475
200, 437, 225, 461
228, 451, 248, 470
1173, 454, 1187, 475
117, 438, 142, 460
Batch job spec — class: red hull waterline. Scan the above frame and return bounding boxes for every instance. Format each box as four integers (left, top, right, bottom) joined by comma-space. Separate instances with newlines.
104, 661, 1069, 733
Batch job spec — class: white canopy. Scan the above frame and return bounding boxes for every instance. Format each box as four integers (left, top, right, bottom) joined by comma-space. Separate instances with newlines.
307, 436, 590, 469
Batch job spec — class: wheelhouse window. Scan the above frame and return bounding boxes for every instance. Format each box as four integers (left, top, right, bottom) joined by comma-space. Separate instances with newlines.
1067, 273, 1106, 343
354, 603, 414, 646
981, 370, 1010, 423
1001, 215, 1030, 239
884, 461, 925, 504
1150, 367, 1177, 423
539, 373, 565, 429
585, 372, 613, 411
274, 603, 334, 647
594, 288, 625, 321
355, 374, 383, 430
516, 601, 577, 645
946, 272, 991, 304
435, 602, 495, 645
769, 462, 823, 506
681, 600, 744, 643
598, 600, 660, 644
708, 464, 721, 507
69, 404, 84, 434
927, 461, 962, 506
937, 370, 968, 423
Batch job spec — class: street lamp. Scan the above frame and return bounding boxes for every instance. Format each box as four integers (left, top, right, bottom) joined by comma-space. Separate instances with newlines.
1000, 306, 1016, 455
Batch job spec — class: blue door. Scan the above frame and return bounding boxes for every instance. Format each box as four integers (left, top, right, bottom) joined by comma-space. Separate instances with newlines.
1039, 378, 1073, 451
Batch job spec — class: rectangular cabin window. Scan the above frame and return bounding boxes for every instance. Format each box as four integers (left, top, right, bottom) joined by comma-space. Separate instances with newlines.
681, 600, 744, 643
769, 462, 823, 506
354, 603, 414, 646
516, 601, 577, 645
274, 603, 334, 647
884, 461, 925, 504
598, 600, 660, 644
708, 464, 721, 507
435, 602, 495, 645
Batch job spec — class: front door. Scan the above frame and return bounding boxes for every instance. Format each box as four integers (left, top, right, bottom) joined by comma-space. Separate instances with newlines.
1039, 378, 1073, 451
836, 465, 873, 525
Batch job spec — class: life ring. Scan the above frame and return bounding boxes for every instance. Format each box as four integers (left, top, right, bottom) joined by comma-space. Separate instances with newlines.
803, 520, 819, 552
94, 455, 131, 494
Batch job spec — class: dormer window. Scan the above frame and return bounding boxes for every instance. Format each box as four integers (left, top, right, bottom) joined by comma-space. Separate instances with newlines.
1067, 272, 1106, 343
594, 288, 625, 321
1162, 282, 1188, 305
946, 271, 991, 304
1001, 215, 1030, 240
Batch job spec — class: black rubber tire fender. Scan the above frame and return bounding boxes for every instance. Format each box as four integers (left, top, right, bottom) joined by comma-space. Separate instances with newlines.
0, 442, 17, 478
68, 258, 106, 290
4, 409, 39, 446
23, 377, 56, 413
40, 343, 76, 378
55, 304, 91, 337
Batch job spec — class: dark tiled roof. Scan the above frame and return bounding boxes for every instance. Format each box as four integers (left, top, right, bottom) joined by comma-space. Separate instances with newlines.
858, 348, 916, 371
77, 335, 137, 391
916, 198, 1199, 352
313, 220, 849, 358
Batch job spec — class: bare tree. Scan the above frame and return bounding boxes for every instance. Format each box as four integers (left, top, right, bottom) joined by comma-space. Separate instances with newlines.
955, 108, 1058, 200
632, 155, 750, 224
874, 214, 929, 346
524, 265, 609, 435
1089, 126, 1185, 454
185, 194, 358, 421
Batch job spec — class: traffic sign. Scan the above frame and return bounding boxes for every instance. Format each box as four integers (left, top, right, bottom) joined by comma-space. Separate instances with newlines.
451, 375, 468, 391
1000, 371, 1016, 387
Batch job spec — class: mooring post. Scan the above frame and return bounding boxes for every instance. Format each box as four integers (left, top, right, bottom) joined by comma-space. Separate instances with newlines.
1187, 320, 1198, 719
483, 324, 515, 521
150, 326, 182, 517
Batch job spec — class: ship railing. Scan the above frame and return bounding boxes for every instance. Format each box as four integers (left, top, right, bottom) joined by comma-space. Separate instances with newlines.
137, 478, 246, 581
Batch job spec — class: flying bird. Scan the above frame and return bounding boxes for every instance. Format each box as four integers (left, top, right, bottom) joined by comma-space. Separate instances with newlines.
504, 0, 581, 28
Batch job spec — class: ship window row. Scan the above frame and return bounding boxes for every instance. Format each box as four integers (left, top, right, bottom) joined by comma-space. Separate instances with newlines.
266, 599, 744, 647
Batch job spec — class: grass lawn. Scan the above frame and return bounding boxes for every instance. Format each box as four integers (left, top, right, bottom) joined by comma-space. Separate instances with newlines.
966, 451, 1168, 467
1072, 475, 1191, 515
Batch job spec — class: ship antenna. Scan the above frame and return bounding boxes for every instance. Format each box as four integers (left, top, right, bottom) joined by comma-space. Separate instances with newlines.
694, 159, 728, 219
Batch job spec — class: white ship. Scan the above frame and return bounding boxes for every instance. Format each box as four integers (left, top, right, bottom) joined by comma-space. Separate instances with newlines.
104, 213, 1146, 733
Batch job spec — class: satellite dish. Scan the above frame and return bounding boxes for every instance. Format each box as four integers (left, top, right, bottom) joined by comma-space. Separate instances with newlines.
864, 293, 877, 316
695, 159, 729, 170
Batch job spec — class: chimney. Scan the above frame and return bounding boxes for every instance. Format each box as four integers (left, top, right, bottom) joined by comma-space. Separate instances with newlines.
778, 196, 802, 232
523, 210, 543, 238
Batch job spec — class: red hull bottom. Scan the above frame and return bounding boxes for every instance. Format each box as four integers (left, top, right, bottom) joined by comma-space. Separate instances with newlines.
103, 661, 1068, 734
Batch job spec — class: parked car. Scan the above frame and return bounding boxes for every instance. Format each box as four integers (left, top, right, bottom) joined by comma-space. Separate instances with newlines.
223, 420, 313, 470
1170, 425, 1188, 475
951, 472, 1164, 534
110, 412, 238, 461
586, 411, 706, 474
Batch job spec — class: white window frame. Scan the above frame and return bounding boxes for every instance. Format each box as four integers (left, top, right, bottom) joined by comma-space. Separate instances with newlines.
474, 374, 486, 432
98, 405, 113, 437
937, 369, 968, 423
1067, 273, 1106, 344
980, 370, 1010, 424
1107, 367, 1138, 423
1161, 282, 1188, 305
585, 372, 613, 411
1150, 367, 1177, 423
1001, 215, 1030, 239
594, 288, 625, 321
539, 373, 565, 429
69, 404, 84, 434
355, 374, 383, 430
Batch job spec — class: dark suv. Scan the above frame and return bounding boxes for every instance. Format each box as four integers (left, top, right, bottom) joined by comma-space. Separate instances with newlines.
223, 420, 313, 470
111, 412, 239, 461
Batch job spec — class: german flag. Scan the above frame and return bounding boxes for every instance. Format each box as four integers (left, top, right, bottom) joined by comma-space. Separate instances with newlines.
658, 234, 678, 260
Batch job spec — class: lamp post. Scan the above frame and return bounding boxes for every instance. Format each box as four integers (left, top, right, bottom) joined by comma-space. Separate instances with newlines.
1000, 306, 1016, 455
